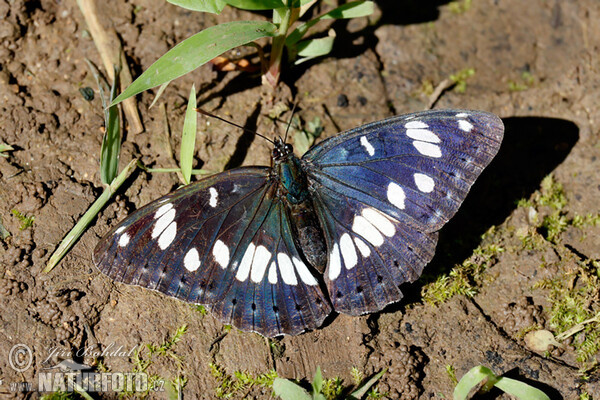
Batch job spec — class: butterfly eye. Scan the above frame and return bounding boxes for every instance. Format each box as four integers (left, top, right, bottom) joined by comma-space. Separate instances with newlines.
285, 144, 293, 153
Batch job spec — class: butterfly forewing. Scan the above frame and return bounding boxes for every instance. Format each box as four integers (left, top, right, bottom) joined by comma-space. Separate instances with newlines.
93, 168, 330, 337
302, 109, 504, 315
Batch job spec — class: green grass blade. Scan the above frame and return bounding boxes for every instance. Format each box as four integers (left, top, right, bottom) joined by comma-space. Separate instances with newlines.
453, 365, 498, 400
494, 378, 551, 400
272, 377, 311, 400
224, 0, 284, 9
286, 1, 373, 46
348, 368, 386, 399
44, 159, 138, 273
100, 67, 122, 185
312, 366, 323, 394
111, 21, 278, 106
180, 85, 197, 185
167, 0, 226, 13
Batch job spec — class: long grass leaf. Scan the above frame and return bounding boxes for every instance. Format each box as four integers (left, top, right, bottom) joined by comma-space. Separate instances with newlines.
44, 159, 138, 273
348, 368, 386, 399
111, 21, 277, 106
180, 85, 197, 185
100, 66, 122, 184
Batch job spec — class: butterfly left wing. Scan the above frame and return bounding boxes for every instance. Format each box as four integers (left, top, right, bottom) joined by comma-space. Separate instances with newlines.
94, 168, 331, 337
302, 109, 504, 315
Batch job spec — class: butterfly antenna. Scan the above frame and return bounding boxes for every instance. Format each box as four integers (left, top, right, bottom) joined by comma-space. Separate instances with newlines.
283, 101, 298, 144
195, 108, 275, 144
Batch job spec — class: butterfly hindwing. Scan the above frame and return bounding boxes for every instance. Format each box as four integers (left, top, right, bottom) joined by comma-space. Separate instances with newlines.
94, 168, 331, 337
302, 109, 504, 314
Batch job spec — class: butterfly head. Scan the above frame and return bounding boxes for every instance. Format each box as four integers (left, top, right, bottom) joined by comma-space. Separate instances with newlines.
272, 137, 294, 162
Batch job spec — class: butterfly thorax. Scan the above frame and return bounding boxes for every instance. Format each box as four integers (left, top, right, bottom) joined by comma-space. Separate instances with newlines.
273, 141, 328, 273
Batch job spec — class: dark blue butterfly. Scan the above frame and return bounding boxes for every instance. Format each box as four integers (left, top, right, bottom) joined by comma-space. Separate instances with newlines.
94, 109, 504, 337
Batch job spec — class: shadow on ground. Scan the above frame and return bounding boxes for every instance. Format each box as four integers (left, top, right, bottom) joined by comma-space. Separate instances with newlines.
386, 116, 579, 305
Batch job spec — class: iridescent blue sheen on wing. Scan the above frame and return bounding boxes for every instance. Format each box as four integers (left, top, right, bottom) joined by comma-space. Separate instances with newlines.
94, 168, 330, 337
94, 108, 504, 336
302, 109, 504, 315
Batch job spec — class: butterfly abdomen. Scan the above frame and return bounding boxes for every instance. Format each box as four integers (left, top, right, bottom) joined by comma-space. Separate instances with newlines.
277, 155, 328, 273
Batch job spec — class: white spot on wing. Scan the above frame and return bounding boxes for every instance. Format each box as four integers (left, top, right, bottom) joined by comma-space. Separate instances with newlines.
158, 221, 177, 250
152, 208, 176, 238
459, 119, 473, 132
387, 182, 406, 209
340, 233, 358, 270
250, 245, 271, 283
268, 262, 277, 284
213, 240, 229, 268
414, 173, 435, 193
184, 248, 201, 272
354, 237, 371, 257
352, 216, 384, 246
413, 141, 442, 158
362, 208, 395, 237
405, 120, 428, 129
360, 136, 375, 156
118, 233, 130, 247
115, 226, 126, 234
406, 129, 440, 143
209, 187, 218, 207
292, 257, 318, 285
456, 112, 469, 118
155, 203, 173, 219
277, 253, 297, 285
328, 243, 342, 280
235, 242, 256, 282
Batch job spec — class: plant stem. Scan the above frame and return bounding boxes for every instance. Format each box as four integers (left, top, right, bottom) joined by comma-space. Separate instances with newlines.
265, 7, 294, 87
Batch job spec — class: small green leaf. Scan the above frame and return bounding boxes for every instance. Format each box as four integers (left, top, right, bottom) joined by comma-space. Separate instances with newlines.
167, 0, 226, 13
454, 365, 497, 400
224, 0, 284, 10
312, 366, 323, 394
494, 377, 551, 400
180, 85, 197, 185
111, 21, 278, 106
272, 377, 312, 400
294, 36, 334, 64
286, 1, 374, 46
149, 81, 171, 109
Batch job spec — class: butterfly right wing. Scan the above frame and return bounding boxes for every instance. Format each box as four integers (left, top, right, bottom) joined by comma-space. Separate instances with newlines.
94, 168, 331, 337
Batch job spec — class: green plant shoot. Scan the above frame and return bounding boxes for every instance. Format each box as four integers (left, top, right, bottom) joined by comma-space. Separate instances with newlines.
180, 85, 198, 185
112, 0, 374, 106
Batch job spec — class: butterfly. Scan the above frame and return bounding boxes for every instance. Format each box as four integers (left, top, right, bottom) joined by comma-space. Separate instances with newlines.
94, 109, 504, 337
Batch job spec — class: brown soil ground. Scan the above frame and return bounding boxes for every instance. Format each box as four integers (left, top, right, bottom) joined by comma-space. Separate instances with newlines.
1, 0, 600, 398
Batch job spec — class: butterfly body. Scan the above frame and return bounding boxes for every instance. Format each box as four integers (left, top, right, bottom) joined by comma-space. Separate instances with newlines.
94, 109, 504, 337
